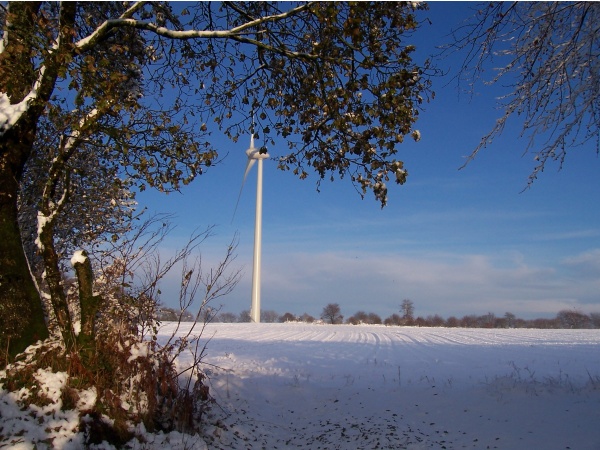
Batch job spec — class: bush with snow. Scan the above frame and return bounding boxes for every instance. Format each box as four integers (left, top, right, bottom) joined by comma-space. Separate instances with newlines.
0, 312, 212, 448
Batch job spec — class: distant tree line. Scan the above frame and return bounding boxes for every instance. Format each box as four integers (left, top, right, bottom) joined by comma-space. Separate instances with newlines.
380, 309, 600, 330
157, 306, 317, 324
159, 299, 600, 329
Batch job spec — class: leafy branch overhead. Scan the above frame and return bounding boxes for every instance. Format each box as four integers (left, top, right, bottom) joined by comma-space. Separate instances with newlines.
0, 0, 431, 359
125, 2, 431, 205
2, 1, 431, 206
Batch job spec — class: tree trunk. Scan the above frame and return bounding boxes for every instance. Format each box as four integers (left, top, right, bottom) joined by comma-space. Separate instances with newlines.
72, 251, 101, 351
0, 144, 48, 360
38, 217, 76, 350
0, 3, 50, 362
0, 2, 77, 361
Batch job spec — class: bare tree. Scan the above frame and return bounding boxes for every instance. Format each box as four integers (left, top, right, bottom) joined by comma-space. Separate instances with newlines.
348, 311, 382, 325
556, 309, 591, 329
477, 312, 496, 328
238, 310, 252, 323
400, 299, 415, 323
261, 310, 280, 323
300, 313, 315, 323
426, 314, 445, 327
446, 2, 599, 184
504, 312, 517, 328
321, 303, 344, 325
348, 310, 369, 325
446, 316, 460, 328
217, 312, 239, 323
368, 312, 382, 325
279, 312, 297, 323
460, 314, 479, 328
384, 313, 403, 326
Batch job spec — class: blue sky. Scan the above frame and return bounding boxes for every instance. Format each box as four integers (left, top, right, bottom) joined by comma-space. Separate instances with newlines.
136, 3, 599, 320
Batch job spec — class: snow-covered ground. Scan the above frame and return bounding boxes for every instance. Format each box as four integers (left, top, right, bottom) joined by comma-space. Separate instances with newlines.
192, 323, 600, 450
2, 323, 600, 449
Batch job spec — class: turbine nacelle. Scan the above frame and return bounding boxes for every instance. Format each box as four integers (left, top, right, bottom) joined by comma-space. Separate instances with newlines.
241, 137, 269, 191
246, 136, 270, 160
244, 148, 269, 175
246, 136, 270, 165
246, 148, 270, 160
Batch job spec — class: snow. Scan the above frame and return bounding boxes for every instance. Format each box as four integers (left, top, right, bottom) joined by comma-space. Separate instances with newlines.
188, 323, 600, 450
127, 341, 150, 363
0, 65, 47, 137
0, 93, 30, 134
35, 211, 50, 251
70, 250, 88, 266
2, 323, 599, 449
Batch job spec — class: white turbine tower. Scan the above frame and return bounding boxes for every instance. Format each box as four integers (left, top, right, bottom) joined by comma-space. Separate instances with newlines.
235, 132, 269, 323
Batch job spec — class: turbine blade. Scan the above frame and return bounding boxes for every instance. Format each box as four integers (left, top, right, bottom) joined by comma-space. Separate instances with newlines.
243, 157, 256, 185
232, 157, 256, 222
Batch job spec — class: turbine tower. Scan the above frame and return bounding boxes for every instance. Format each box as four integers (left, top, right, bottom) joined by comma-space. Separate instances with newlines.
236, 133, 269, 323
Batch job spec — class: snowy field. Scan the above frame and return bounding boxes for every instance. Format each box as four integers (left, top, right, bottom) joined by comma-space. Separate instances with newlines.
182, 323, 600, 450
2, 323, 600, 449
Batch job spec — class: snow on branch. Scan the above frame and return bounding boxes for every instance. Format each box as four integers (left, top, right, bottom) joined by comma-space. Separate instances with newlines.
70, 250, 89, 266
76, 2, 316, 60
0, 65, 47, 137
0, 24, 7, 55
59, 108, 101, 158
34, 107, 103, 252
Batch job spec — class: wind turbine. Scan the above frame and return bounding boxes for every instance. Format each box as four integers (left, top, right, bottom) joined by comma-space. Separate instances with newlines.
234, 132, 270, 323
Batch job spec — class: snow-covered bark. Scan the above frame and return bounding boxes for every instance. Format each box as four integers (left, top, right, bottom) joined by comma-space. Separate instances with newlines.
0, 65, 47, 137
0, 2, 77, 356
75, 2, 313, 58
33, 111, 104, 347
71, 250, 101, 347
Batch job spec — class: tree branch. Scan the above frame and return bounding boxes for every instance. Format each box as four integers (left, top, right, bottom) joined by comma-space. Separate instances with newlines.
76, 2, 315, 56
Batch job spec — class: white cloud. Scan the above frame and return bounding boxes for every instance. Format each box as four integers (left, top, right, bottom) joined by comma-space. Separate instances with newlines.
536, 230, 600, 241
563, 248, 600, 275
146, 230, 600, 321
258, 250, 599, 319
